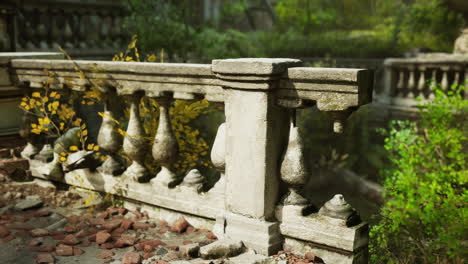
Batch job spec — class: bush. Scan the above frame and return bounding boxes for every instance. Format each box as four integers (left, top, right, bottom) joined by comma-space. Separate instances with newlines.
370, 86, 467, 263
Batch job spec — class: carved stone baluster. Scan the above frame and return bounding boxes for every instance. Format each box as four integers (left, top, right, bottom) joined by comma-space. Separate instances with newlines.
429, 69, 438, 99
23, 10, 36, 50
97, 93, 125, 176
453, 70, 462, 88
111, 15, 122, 48
181, 169, 204, 191
280, 119, 310, 206
441, 67, 449, 91
63, 15, 74, 49
150, 97, 178, 186
407, 66, 415, 98
210, 122, 226, 193
396, 69, 405, 97
122, 93, 149, 182
319, 194, 361, 227
50, 9, 61, 49
37, 9, 49, 49
417, 66, 426, 97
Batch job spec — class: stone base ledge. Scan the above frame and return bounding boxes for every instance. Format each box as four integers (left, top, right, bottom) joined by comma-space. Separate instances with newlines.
284, 237, 368, 264
29, 159, 225, 220
275, 205, 368, 252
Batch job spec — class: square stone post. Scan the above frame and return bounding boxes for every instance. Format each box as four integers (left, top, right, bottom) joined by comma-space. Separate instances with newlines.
212, 58, 302, 255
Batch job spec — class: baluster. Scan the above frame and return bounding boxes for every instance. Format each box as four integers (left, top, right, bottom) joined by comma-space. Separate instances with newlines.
122, 92, 149, 182
77, 12, 88, 49
100, 13, 111, 47
210, 122, 226, 193
63, 15, 74, 49
319, 194, 361, 227
280, 119, 310, 206
181, 169, 204, 191
97, 91, 125, 176
50, 9, 61, 49
453, 70, 462, 88
396, 69, 405, 97
441, 67, 449, 91
150, 97, 178, 186
37, 9, 49, 49
111, 15, 122, 48
407, 66, 415, 98
428, 69, 438, 99
87, 12, 100, 48
417, 66, 426, 97
23, 10, 36, 50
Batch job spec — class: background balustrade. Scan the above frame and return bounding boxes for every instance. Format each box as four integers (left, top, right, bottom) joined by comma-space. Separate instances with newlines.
1, 0, 128, 59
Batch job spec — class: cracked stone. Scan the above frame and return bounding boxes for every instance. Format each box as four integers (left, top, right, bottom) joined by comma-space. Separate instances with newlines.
199, 239, 245, 259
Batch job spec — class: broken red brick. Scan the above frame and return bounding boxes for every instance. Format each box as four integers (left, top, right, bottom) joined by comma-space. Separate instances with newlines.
102, 219, 122, 231
96, 231, 111, 244
31, 210, 51, 217
63, 225, 77, 233
35, 253, 54, 263
131, 210, 143, 218
117, 208, 128, 215
67, 215, 80, 225
156, 227, 168, 234
122, 251, 142, 264
96, 249, 114, 259
182, 240, 193, 245
98, 211, 109, 219
206, 232, 217, 240
99, 242, 114, 249
89, 218, 105, 226
28, 238, 44, 247
115, 235, 137, 248
185, 226, 195, 234
55, 245, 74, 256
133, 222, 151, 230
0, 225, 10, 238
143, 244, 153, 253
143, 252, 154, 260
170, 218, 189, 233
121, 219, 133, 230
166, 245, 179, 251
73, 247, 85, 256
31, 245, 55, 253
30, 228, 49, 237
63, 234, 80, 245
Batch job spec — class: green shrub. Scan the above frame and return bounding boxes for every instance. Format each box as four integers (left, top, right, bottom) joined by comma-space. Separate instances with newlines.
370, 86, 467, 263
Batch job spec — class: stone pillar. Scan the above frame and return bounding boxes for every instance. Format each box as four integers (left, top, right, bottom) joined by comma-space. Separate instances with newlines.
212, 58, 302, 255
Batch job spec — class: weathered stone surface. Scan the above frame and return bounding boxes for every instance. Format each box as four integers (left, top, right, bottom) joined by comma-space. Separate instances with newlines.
14, 195, 43, 211
224, 251, 271, 264
318, 194, 360, 225
212, 58, 302, 76
199, 239, 245, 259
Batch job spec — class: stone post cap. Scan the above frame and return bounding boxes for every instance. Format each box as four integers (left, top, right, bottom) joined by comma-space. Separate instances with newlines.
319, 194, 361, 226
212, 58, 303, 76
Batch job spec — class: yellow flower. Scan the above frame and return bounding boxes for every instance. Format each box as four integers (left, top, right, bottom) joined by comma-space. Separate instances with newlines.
50, 92, 57, 97
60, 156, 67, 162
86, 144, 94, 150
32, 92, 40, 98
69, 146, 78, 151
93, 145, 99, 151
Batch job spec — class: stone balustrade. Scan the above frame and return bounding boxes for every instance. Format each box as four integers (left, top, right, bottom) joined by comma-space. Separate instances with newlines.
375, 55, 467, 115
1, 0, 128, 59
3, 54, 373, 264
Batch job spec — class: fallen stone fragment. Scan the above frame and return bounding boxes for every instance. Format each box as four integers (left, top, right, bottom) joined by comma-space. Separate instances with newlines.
14, 195, 43, 211
96, 231, 112, 244
224, 251, 270, 264
185, 226, 195, 234
143, 244, 153, 253
180, 242, 200, 258
171, 217, 189, 233
103, 219, 123, 231
35, 253, 54, 263
63, 234, 80, 245
123, 251, 142, 264
46, 218, 67, 231
67, 215, 80, 225
143, 252, 154, 260
30, 228, 49, 237
98, 211, 109, 219
55, 244, 74, 256
199, 239, 245, 259
96, 249, 115, 259
118, 208, 128, 215
31, 210, 51, 217
63, 224, 78, 233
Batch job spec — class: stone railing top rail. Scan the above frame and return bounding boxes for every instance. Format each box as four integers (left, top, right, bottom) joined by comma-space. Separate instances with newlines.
9, 58, 373, 111
12, 0, 125, 9
385, 55, 468, 67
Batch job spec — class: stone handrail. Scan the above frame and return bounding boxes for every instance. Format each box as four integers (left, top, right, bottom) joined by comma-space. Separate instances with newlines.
4, 56, 373, 264
376, 55, 467, 108
2, 0, 127, 59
